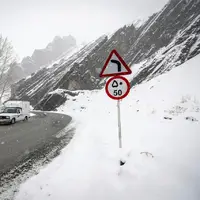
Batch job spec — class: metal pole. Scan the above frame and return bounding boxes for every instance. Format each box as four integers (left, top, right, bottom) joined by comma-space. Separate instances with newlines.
117, 99, 122, 149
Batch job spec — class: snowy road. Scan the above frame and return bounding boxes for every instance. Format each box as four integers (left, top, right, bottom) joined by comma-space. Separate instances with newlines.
0, 112, 71, 176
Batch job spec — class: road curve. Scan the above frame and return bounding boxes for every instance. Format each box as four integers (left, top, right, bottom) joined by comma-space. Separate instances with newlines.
0, 111, 71, 175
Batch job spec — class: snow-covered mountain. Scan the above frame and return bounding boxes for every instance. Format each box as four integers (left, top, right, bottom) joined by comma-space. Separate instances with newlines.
10, 36, 107, 110
11, 0, 200, 111
21, 35, 76, 75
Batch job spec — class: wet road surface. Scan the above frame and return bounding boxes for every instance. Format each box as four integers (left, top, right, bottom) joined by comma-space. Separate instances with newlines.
0, 111, 71, 175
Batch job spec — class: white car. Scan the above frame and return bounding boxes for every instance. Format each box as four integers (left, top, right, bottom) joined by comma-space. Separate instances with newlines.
0, 101, 30, 124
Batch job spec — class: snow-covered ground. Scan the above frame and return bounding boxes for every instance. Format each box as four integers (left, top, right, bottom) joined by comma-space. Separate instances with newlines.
30, 113, 36, 117
15, 54, 200, 200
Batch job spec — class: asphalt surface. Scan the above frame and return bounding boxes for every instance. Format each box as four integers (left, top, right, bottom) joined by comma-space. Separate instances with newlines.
0, 112, 71, 175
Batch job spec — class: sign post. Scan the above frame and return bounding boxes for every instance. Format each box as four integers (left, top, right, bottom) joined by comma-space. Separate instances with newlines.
99, 49, 132, 167
117, 99, 122, 149
105, 75, 130, 166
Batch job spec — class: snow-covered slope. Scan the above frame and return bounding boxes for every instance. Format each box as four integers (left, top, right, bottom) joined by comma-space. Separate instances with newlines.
14, 53, 200, 200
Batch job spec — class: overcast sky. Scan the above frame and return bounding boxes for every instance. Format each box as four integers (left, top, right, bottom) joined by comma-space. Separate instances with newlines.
0, 0, 168, 60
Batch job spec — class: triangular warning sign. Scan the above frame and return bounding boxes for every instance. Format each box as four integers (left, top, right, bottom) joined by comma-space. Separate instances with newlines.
100, 49, 132, 77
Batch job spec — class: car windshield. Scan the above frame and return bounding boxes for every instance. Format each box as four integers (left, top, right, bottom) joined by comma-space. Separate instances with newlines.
2, 107, 18, 113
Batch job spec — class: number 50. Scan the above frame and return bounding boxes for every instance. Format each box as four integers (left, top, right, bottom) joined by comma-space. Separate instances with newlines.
114, 90, 122, 96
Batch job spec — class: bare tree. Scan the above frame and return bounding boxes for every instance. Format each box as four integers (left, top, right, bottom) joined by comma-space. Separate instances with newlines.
0, 35, 16, 102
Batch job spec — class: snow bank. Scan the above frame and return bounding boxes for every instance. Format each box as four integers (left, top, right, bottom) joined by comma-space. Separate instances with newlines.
48, 88, 66, 95
30, 113, 36, 117
15, 54, 200, 200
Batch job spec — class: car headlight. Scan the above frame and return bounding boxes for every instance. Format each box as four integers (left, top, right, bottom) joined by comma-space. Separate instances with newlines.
6, 116, 10, 119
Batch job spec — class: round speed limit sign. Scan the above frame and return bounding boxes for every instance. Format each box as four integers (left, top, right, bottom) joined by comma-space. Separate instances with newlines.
105, 76, 130, 100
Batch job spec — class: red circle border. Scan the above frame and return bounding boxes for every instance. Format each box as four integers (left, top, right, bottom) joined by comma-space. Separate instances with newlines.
105, 76, 130, 100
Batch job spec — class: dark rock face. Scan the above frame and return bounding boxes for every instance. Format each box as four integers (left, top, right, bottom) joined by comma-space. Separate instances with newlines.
126, 0, 200, 64
11, 36, 107, 108
34, 90, 79, 111
35, 93, 66, 111
11, 0, 200, 111
21, 35, 76, 75
130, 1, 200, 87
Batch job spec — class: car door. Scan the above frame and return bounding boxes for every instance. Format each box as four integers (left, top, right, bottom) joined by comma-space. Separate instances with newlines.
16, 109, 23, 121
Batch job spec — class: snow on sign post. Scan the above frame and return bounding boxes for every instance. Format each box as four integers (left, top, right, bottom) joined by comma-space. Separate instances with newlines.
100, 49, 132, 168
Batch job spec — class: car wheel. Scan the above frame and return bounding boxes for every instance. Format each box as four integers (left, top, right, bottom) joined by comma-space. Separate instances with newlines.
11, 118, 16, 124
24, 116, 28, 121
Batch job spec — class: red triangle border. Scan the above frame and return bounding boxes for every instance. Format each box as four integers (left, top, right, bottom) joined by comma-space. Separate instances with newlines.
99, 49, 132, 77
